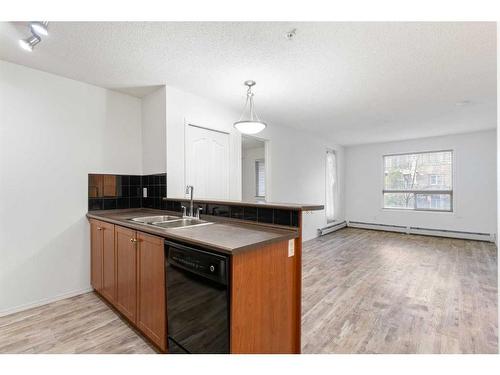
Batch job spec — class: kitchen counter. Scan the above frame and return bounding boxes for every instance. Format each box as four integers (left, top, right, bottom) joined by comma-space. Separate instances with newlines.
162, 197, 324, 211
87, 208, 298, 254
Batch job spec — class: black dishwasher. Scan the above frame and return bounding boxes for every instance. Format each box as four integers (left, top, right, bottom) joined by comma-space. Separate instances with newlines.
165, 240, 229, 354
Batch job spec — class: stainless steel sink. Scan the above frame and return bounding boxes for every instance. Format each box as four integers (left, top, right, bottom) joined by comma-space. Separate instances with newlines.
130, 215, 180, 224
129, 215, 212, 229
151, 218, 213, 229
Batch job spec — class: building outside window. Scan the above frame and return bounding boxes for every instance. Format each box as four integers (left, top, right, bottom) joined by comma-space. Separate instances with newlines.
383, 150, 453, 211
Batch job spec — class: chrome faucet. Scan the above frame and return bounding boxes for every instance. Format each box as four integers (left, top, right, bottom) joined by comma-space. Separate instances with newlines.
182, 185, 202, 219
185, 185, 194, 218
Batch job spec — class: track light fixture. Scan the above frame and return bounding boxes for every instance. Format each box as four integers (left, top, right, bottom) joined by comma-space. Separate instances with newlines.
30, 21, 49, 36
19, 34, 41, 51
19, 21, 49, 52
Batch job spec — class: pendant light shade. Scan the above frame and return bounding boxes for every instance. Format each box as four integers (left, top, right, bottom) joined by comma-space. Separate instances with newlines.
234, 80, 267, 135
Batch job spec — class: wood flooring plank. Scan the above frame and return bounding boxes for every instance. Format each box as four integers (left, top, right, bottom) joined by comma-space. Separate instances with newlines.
301, 228, 498, 354
0, 228, 497, 354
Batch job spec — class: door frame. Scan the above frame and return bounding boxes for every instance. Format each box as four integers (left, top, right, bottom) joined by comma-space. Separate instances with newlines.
240, 134, 272, 202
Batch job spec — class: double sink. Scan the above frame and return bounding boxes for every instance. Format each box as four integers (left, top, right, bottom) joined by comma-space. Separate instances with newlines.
129, 215, 213, 229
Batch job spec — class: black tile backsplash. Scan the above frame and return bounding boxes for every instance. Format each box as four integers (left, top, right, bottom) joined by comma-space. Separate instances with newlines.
257, 208, 273, 224
274, 209, 292, 226
130, 175, 141, 185
291, 210, 299, 227
129, 197, 142, 208
89, 173, 299, 228
142, 173, 167, 210
88, 198, 103, 211
88, 173, 166, 211
230, 206, 244, 220
166, 200, 182, 212
207, 204, 230, 217
243, 207, 257, 222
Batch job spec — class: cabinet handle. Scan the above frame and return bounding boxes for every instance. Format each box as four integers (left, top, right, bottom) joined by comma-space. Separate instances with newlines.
130, 238, 138, 243
97, 227, 103, 231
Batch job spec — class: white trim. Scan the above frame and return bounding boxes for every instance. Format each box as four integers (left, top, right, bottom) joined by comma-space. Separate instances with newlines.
318, 221, 347, 236
347, 220, 493, 242
0, 287, 93, 318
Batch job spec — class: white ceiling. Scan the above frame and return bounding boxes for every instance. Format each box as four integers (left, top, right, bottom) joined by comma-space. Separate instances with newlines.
0, 22, 496, 145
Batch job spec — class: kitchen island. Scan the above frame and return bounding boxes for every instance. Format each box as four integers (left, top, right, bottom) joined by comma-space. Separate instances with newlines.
87, 201, 322, 354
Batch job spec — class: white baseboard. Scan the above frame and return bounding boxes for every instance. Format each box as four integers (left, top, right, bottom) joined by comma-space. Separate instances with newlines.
318, 221, 347, 236
0, 286, 93, 317
347, 220, 494, 242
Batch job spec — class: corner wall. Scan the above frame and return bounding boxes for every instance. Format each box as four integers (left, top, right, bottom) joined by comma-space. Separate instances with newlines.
256, 123, 345, 241
344, 130, 497, 237
141, 86, 167, 175
0, 61, 143, 316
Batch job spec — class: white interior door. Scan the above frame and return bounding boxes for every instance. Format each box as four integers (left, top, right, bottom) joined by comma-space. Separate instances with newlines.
185, 124, 230, 200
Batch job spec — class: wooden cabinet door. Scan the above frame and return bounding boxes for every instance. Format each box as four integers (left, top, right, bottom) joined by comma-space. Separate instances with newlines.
90, 219, 103, 292
137, 232, 166, 351
100, 221, 116, 303
115, 226, 137, 323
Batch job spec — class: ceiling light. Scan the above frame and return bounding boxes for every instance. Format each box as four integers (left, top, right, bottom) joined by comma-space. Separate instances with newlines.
30, 21, 49, 36
234, 80, 267, 135
19, 34, 41, 52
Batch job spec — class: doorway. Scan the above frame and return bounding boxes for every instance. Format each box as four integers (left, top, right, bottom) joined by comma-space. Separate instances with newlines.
241, 135, 267, 202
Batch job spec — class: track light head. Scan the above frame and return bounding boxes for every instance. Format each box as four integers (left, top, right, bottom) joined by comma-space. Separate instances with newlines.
19, 34, 41, 51
30, 21, 49, 36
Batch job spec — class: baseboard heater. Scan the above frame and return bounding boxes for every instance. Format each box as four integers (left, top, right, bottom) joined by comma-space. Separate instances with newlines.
347, 221, 494, 242
318, 221, 347, 236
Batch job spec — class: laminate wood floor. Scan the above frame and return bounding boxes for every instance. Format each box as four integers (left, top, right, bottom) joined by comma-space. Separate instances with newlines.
302, 228, 498, 354
0, 228, 497, 354
0, 293, 155, 353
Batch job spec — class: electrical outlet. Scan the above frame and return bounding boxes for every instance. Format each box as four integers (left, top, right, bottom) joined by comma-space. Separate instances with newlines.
288, 239, 295, 257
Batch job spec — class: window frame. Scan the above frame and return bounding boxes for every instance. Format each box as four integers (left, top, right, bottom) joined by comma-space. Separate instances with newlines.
382, 149, 454, 213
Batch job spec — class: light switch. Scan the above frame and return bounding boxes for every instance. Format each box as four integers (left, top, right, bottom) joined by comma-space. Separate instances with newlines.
288, 239, 295, 257
143, 187, 148, 198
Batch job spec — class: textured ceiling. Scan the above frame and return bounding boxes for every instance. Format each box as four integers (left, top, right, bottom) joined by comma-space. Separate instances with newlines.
0, 22, 496, 145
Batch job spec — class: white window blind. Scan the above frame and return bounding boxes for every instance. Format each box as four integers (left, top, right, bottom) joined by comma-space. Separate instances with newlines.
255, 159, 265, 198
325, 150, 337, 223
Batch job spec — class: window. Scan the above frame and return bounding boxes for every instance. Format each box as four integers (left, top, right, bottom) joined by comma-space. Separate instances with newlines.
429, 175, 443, 186
383, 150, 453, 211
255, 159, 265, 198
325, 150, 337, 223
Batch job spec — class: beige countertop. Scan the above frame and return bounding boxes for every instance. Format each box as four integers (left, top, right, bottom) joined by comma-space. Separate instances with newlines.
87, 208, 299, 254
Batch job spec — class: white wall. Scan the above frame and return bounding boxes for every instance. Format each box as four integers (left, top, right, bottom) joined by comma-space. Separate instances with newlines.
256, 124, 345, 241
0, 61, 143, 316
141, 86, 166, 175
164, 85, 345, 241
165, 85, 242, 200
345, 130, 497, 237
242, 145, 265, 201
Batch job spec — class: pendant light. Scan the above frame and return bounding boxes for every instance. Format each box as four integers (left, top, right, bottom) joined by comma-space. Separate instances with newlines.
233, 80, 267, 135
